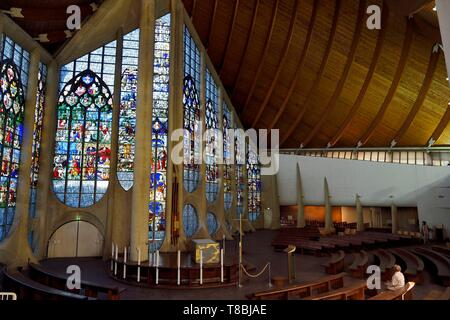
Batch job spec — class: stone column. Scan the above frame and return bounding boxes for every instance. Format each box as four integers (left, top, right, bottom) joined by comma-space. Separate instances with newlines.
296, 164, 305, 228
391, 204, 398, 234
356, 194, 364, 231
14, 48, 40, 265
130, 0, 155, 262
370, 207, 376, 228
324, 177, 332, 230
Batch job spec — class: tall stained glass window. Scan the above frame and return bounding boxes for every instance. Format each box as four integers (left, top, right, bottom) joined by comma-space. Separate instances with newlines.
183, 204, 198, 238
149, 14, 170, 251
223, 101, 233, 212
117, 29, 139, 191
205, 68, 219, 203
207, 212, 218, 236
235, 129, 245, 218
247, 148, 261, 222
0, 35, 29, 242
53, 41, 116, 208
183, 26, 201, 193
28, 62, 47, 251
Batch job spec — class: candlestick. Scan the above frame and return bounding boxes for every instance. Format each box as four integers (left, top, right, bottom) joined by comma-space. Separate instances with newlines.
137, 248, 141, 283
114, 244, 118, 275
123, 246, 127, 279
200, 249, 203, 285
156, 250, 159, 285
220, 249, 224, 283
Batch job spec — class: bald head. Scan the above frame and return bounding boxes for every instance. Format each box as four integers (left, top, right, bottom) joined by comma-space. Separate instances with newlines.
394, 265, 401, 272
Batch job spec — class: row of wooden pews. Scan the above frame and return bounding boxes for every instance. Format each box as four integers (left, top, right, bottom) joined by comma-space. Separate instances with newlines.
349, 250, 369, 278
389, 248, 424, 284
373, 249, 396, 281
424, 287, 450, 300
409, 247, 450, 286
321, 250, 345, 275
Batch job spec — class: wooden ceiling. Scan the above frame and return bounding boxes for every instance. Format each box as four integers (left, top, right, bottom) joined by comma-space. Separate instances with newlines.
183, 0, 450, 148
2, 0, 450, 148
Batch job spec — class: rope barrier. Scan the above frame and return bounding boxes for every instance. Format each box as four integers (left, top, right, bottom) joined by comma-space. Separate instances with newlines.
241, 263, 270, 278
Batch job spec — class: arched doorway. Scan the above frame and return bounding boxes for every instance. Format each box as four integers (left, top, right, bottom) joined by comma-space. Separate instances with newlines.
47, 220, 103, 258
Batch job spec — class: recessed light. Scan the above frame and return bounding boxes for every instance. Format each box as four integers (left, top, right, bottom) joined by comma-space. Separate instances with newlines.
433, 6, 437, 11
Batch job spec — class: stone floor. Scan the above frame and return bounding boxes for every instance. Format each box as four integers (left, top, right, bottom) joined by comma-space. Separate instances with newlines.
40, 230, 447, 300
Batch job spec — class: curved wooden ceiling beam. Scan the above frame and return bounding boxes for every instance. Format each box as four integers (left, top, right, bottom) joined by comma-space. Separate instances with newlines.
0, 3, 97, 21
269, 0, 319, 131
358, 18, 414, 146
238, 0, 280, 116
230, 0, 260, 96
427, 103, 450, 146
219, 0, 240, 74
281, 0, 342, 147
191, 0, 197, 20
328, 3, 389, 147
301, 0, 366, 148
206, 0, 219, 50
391, 44, 441, 146
250, 0, 301, 128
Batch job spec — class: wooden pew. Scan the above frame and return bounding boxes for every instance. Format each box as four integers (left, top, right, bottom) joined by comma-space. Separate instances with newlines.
322, 250, 345, 275
349, 250, 369, 278
389, 248, 424, 284
2, 270, 91, 300
369, 282, 415, 300
302, 281, 366, 300
373, 249, 396, 281
411, 247, 450, 286
423, 287, 450, 300
28, 263, 123, 300
432, 246, 450, 258
247, 273, 346, 300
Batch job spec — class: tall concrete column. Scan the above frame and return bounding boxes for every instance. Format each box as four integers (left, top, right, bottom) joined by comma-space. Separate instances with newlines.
391, 204, 398, 234
356, 194, 364, 232
370, 207, 376, 228
130, 0, 155, 262
13, 48, 40, 265
324, 177, 332, 230
296, 164, 305, 228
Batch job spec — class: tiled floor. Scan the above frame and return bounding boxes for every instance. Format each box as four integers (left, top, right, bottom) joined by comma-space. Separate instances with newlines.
40, 230, 447, 300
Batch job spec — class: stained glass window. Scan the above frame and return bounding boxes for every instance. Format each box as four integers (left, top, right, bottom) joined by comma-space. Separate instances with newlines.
223, 101, 233, 212
205, 68, 219, 203
183, 26, 201, 193
235, 129, 245, 218
149, 14, 170, 251
182, 203, 198, 238
53, 42, 116, 208
28, 62, 47, 251
0, 61, 26, 241
1, 35, 30, 95
117, 29, 139, 191
247, 148, 261, 222
207, 212, 218, 236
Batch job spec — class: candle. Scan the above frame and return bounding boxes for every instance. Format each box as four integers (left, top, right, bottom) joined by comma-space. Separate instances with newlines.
220, 249, 224, 283
111, 243, 114, 271
123, 246, 127, 279
114, 244, 118, 275
156, 250, 160, 285
200, 249, 203, 285
177, 250, 181, 285
137, 248, 141, 283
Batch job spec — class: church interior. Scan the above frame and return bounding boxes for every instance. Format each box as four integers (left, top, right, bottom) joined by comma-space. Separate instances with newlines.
0, 0, 449, 303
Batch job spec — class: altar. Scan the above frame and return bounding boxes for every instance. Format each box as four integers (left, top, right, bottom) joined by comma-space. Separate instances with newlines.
191, 239, 220, 264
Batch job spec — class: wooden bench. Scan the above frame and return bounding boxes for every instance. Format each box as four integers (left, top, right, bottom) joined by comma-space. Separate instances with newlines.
302, 281, 366, 300
349, 250, 369, 278
411, 247, 450, 286
432, 245, 450, 258
373, 249, 396, 281
29, 263, 123, 300
369, 282, 415, 300
322, 250, 345, 275
2, 270, 92, 300
389, 248, 424, 284
423, 287, 450, 300
247, 273, 346, 300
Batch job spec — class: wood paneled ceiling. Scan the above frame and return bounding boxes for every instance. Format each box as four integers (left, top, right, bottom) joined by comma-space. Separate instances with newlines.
2, 0, 450, 148
183, 0, 450, 148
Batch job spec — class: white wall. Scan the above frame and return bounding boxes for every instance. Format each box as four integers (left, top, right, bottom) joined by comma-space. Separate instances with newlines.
275, 155, 450, 238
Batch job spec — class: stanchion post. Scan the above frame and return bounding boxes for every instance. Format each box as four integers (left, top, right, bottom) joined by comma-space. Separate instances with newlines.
137, 247, 141, 283
177, 250, 181, 285
200, 249, 203, 285
123, 246, 127, 279
220, 249, 224, 283
114, 244, 118, 275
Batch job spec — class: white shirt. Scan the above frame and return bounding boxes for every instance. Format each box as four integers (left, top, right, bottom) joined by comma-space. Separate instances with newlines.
387, 271, 405, 290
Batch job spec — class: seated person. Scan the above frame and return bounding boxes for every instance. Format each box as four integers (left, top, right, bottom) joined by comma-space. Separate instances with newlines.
385, 265, 405, 291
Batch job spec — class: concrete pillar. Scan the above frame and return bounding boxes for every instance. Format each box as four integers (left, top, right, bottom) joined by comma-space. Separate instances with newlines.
436, 0, 450, 86
103, 28, 123, 259
356, 194, 364, 232
296, 164, 305, 228
391, 204, 398, 234
324, 177, 332, 230
271, 174, 281, 230
370, 208, 376, 228
35, 60, 58, 258
12, 48, 41, 265
130, 0, 155, 262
